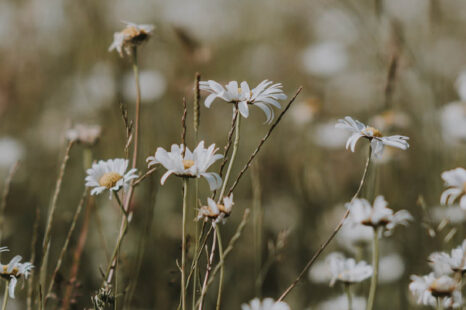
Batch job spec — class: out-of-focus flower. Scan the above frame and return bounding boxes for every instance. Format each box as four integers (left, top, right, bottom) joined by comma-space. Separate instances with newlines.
317, 294, 366, 310
337, 222, 373, 251
440, 168, 466, 209
336, 116, 410, 157
109, 22, 154, 57
431, 205, 466, 224
346, 196, 413, 232
146, 141, 222, 191
301, 41, 348, 77
326, 252, 372, 286
196, 194, 234, 226
429, 240, 466, 275
0, 247, 34, 299
313, 9, 358, 45
308, 260, 332, 284
123, 70, 166, 102
85, 159, 138, 198
379, 254, 405, 283
370, 110, 411, 132
312, 120, 350, 149
409, 273, 462, 308
289, 98, 320, 126
66, 124, 101, 146
199, 80, 287, 123
440, 102, 466, 144
241, 298, 290, 310
0, 137, 24, 169
455, 70, 466, 102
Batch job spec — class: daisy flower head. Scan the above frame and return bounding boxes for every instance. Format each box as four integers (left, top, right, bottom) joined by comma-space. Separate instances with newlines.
199, 80, 287, 123
0, 248, 34, 299
146, 141, 223, 191
196, 194, 234, 226
85, 159, 138, 198
346, 196, 413, 233
241, 298, 290, 310
66, 124, 101, 146
109, 22, 154, 57
326, 252, 372, 286
335, 116, 409, 157
429, 240, 466, 276
440, 167, 466, 209
409, 273, 462, 308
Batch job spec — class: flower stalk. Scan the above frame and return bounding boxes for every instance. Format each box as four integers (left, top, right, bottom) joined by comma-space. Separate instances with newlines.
366, 227, 380, 310
2, 280, 9, 310
181, 178, 189, 310
344, 284, 353, 310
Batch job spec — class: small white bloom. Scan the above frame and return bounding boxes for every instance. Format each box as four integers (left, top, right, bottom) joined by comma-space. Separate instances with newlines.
0, 248, 34, 299
241, 298, 290, 310
440, 168, 466, 210
146, 141, 223, 191
317, 294, 366, 310
337, 222, 373, 252
85, 159, 138, 198
326, 252, 372, 286
440, 102, 466, 144
109, 22, 154, 57
308, 260, 333, 284
336, 116, 409, 157
199, 80, 287, 123
66, 124, 101, 146
409, 273, 462, 308
196, 194, 234, 225
431, 205, 466, 224
429, 240, 466, 275
346, 196, 413, 232
379, 254, 405, 284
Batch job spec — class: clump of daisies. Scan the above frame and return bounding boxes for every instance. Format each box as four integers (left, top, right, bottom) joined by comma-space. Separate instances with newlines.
440, 167, 466, 210
0, 247, 34, 299
196, 194, 234, 226
85, 158, 138, 198
146, 141, 223, 191
241, 298, 290, 310
109, 22, 154, 57
336, 116, 409, 157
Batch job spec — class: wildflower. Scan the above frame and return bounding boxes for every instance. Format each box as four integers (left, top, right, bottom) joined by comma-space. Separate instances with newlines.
0, 247, 34, 299
326, 252, 372, 286
241, 298, 290, 310
335, 116, 409, 157
317, 294, 366, 310
346, 196, 413, 233
379, 254, 405, 284
85, 159, 138, 198
337, 221, 373, 252
146, 141, 223, 191
66, 124, 101, 146
196, 194, 234, 225
199, 80, 287, 123
409, 273, 462, 308
429, 240, 466, 275
440, 102, 466, 145
108, 22, 154, 57
440, 168, 466, 210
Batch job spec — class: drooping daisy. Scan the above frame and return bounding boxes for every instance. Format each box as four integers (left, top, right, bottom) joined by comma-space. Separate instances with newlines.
326, 252, 372, 286
199, 80, 287, 123
0, 247, 34, 299
85, 159, 138, 198
409, 273, 462, 308
429, 240, 466, 275
146, 141, 223, 191
440, 168, 466, 210
335, 116, 409, 157
346, 196, 413, 233
241, 298, 290, 310
108, 22, 154, 57
196, 194, 234, 225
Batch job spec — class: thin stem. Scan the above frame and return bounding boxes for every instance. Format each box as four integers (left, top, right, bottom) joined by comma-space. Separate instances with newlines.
345, 284, 353, 310
2, 281, 8, 310
277, 145, 372, 302
215, 228, 224, 310
181, 179, 189, 310
198, 227, 218, 310
436, 297, 443, 310
131, 47, 141, 169
366, 227, 380, 310
113, 192, 128, 217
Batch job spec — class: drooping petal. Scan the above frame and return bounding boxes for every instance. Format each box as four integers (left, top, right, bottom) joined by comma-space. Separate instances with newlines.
238, 101, 249, 118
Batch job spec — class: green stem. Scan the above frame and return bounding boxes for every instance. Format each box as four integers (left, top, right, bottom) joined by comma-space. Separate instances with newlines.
1, 281, 8, 310
366, 227, 380, 310
181, 179, 189, 310
345, 284, 353, 310
215, 228, 224, 310
217, 108, 241, 200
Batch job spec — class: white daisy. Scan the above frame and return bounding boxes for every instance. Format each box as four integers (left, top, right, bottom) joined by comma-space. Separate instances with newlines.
85, 159, 138, 198
108, 22, 154, 57
346, 196, 413, 232
337, 221, 373, 252
146, 141, 223, 191
0, 248, 34, 299
326, 252, 372, 286
335, 116, 409, 157
429, 240, 466, 275
199, 80, 287, 123
241, 298, 290, 310
409, 273, 462, 308
196, 194, 234, 225
440, 168, 466, 210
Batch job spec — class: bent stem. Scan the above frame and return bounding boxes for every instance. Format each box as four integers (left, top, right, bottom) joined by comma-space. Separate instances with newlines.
344, 284, 353, 310
215, 228, 224, 310
181, 178, 189, 310
366, 227, 380, 310
277, 145, 372, 302
1, 281, 8, 310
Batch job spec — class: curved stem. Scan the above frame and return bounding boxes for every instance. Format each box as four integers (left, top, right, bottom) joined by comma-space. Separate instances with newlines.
181, 179, 189, 310
215, 228, 224, 310
345, 284, 353, 310
366, 227, 380, 310
1, 281, 8, 310
277, 145, 372, 302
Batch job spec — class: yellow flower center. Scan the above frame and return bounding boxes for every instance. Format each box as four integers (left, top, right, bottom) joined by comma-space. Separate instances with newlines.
1, 266, 18, 277
98, 172, 123, 189
183, 160, 195, 170
366, 126, 383, 137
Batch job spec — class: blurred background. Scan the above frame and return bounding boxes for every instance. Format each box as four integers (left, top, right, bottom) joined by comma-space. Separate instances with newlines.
0, 0, 465, 309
